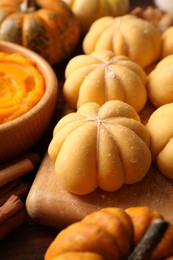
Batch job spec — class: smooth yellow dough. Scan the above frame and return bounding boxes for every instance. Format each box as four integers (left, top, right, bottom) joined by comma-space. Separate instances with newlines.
161, 26, 173, 58
146, 102, 173, 179
83, 14, 162, 68
63, 50, 147, 112
62, 0, 129, 34
147, 55, 173, 108
48, 100, 151, 195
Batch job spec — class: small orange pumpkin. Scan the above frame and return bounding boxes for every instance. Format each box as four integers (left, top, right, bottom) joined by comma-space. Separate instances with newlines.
45, 206, 173, 260
0, 0, 80, 65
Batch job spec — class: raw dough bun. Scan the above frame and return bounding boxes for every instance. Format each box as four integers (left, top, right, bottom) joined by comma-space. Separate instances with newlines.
146, 102, 173, 179
161, 26, 173, 58
61, 0, 130, 34
48, 100, 151, 195
63, 50, 147, 112
83, 14, 162, 68
147, 55, 173, 108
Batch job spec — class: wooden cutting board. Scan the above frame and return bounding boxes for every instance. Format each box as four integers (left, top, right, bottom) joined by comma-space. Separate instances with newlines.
26, 103, 173, 228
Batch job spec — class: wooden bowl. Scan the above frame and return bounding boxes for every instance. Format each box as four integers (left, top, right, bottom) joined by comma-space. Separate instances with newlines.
0, 41, 58, 164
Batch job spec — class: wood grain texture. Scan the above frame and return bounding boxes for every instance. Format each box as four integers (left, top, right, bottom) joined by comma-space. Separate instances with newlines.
26, 153, 173, 228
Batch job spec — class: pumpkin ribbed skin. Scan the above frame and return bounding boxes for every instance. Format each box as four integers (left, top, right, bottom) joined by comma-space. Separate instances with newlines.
45, 207, 133, 260
125, 206, 164, 244
47, 222, 121, 259
48, 100, 151, 195
45, 206, 173, 260
82, 207, 134, 258
83, 14, 162, 68
63, 50, 147, 112
152, 225, 173, 260
62, 0, 129, 34
126, 207, 173, 259
0, 0, 80, 65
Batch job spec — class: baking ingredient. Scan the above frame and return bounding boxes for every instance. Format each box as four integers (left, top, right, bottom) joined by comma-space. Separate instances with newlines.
0, 0, 80, 65
83, 14, 162, 68
62, 0, 129, 34
63, 50, 147, 112
0, 179, 30, 207
0, 52, 45, 124
48, 100, 151, 195
0, 153, 40, 187
45, 206, 173, 260
0, 195, 27, 239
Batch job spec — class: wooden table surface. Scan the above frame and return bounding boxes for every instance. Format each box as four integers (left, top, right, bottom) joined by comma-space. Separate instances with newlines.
0, 0, 155, 259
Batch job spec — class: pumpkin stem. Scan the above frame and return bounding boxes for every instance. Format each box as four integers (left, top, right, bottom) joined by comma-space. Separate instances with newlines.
128, 219, 169, 260
20, 0, 38, 13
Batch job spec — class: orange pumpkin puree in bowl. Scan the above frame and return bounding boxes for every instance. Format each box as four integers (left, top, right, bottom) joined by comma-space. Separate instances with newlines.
0, 52, 45, 124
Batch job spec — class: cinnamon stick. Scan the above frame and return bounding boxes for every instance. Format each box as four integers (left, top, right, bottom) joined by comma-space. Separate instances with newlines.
0, 195, 24, 225
0, 179, 20, 197
0, 180, 30, 207
0, 153, 40, 187
0, 209, 26, 239
0, 195, 27, 239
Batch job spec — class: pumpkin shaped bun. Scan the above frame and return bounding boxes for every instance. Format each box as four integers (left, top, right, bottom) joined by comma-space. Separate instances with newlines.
147, 55, 173, 108
61, 0, 129, 34
48, 100, 151, 195
146, 103, 173, 180
45, 206, 173, 260
161, 26, 173, 58
63, 50, 147, 112
83, 14, 162, 68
